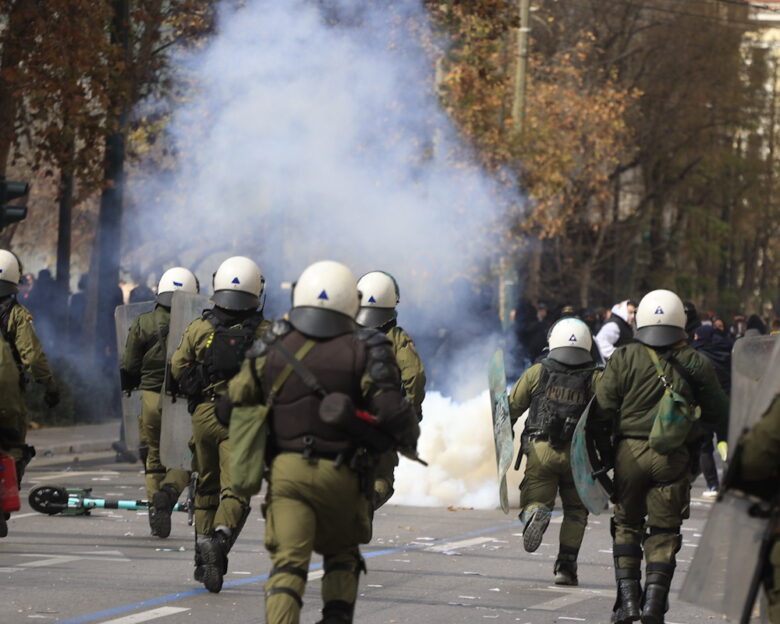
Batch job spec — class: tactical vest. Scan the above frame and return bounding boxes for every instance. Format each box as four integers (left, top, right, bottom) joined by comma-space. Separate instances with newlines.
202, 310, 264, 385
525, 359, 594, 449
264, 329, 368, 456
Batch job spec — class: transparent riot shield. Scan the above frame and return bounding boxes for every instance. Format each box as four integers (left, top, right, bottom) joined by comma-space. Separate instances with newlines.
114, 302, 155, 453
160, 292, 212, 471
729, 335, 779, 450
488, 349, 513, 514
570, 397, 610, 515
679, 489, 771, 621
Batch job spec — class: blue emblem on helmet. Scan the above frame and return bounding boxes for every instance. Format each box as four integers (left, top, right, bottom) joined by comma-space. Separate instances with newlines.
318, 290, 329, 300
232, 277, 240, 285
173, 281, 183, 287
569, 334, 577, 342
368, 295, 377, 304
655, 306, 664, 314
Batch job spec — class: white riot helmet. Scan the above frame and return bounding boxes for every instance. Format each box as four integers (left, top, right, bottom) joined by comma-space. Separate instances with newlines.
290, 260, 359, 338
156, 267, 199, 306
212, 256, 265, 310
635, 289, 687, 347
0, 249, 22, 297
355, 270, 399, 329
547, 317, 594, 365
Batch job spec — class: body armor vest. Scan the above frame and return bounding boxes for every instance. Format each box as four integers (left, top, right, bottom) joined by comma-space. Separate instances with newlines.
264, 329, 368, 455
609, 315, 634, 349
525, 359, 594, 449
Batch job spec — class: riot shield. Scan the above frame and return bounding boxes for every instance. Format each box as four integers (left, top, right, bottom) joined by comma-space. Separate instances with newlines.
160, 292, 212, 470
570, 397, 610, 515
729, 335, 780, 450
114, 302, 155, 453
679, 489, 772, 621
488, 349, 513, 514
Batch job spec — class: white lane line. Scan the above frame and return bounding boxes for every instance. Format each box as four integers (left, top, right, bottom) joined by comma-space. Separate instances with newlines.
534, 592, 597, 611
425, 537, 497, 553
8, 513, 39, 521
19, 555, 82, 568
34, 470, 120, 482
100, 607, 189, 623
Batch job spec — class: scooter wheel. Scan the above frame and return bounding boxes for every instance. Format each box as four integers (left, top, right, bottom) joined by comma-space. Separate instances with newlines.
28, 485, 69, 514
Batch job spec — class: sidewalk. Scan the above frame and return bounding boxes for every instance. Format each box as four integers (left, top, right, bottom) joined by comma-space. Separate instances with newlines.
26, 419, 120, 457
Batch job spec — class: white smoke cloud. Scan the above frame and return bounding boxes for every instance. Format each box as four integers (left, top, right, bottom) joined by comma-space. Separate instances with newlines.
129, 0, 524, 508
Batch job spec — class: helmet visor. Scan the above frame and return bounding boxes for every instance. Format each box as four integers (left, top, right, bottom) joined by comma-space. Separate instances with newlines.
355, 306, 396, 328
635, 325, 688, 347
548, 346, 593, 366
212, 289, 260, 311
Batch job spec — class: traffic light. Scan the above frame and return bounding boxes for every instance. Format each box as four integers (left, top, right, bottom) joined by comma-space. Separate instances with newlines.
0, 176, 29, 229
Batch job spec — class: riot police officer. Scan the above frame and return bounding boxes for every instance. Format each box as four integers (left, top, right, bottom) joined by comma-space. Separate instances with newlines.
171, 256, 270, 592
509, 317, 600, 585
730, 395, 780, 622
227, 260, 419, 624
0, 250, 59, 535
120, 267, 199, 538
592, 289, 728, 624
355, 270, 425, 509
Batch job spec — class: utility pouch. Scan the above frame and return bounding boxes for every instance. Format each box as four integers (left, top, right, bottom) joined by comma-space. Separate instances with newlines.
229, 340, 317, 497
645, 346, 700, 455
319, 393, 393, 453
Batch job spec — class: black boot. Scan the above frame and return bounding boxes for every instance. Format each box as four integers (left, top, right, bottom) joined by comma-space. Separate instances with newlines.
0, 511, 7, 538
149, 485, 178, 538
554, 547, 579, 586
200, 529, 230, 593
641, 563, 673, 624
315, 600, 354, 624
194, 534, 208, 583
612, 579, 641, 624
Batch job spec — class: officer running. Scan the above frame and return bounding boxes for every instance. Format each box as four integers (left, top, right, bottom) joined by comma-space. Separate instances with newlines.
171, 256, 270, 592
591, 289, 728, 624
355, 270, 426, 509
0, 249, 59, 536
228, 260, 420, 624
119, 267, 199, 538
509, 317, 600, 586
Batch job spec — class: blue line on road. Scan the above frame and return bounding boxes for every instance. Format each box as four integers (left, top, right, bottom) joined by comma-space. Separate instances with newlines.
57, 518, 522, 624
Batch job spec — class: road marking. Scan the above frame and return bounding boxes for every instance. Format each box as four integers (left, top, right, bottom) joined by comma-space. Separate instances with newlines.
19, 555, 82, 568
533, 592, 598, 611
425, 536, 497, 552
57, 520, 523, 624
100, 607, 189, 623
34, 470, 120, 482
73, 551, 127, 557
8, 512, 39, 521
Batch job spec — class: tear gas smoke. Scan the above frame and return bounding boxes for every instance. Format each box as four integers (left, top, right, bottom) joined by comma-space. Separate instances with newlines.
129, 0, 524, 508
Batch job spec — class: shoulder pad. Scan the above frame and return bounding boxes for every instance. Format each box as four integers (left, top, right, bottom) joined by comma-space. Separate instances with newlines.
244, 319, 292, 359
202, 309, 218, 326
356, 327, 392, 347
269, 318, 292, 339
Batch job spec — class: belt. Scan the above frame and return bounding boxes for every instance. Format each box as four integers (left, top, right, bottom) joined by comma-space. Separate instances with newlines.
277, 449, 343, 461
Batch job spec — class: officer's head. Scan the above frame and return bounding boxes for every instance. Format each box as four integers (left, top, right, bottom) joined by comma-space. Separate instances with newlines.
547, 317, 594, 365
289, 260, 359, 338
635, 289, 687, 347
0, 249, 22, 297
156, 267, 199, 307
211, 256, 264, 311
355, 270, 399, 329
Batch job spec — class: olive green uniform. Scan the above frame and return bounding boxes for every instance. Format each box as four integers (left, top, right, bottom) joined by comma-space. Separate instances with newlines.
510, 361, 599, 571
171, 315, 270, 536
593, 342, 728, 619
228, 321, 418, 624
121, 306, 189, 500
373, 325, 426, 507
737, 394, 780, 623
0, 300, 56, 483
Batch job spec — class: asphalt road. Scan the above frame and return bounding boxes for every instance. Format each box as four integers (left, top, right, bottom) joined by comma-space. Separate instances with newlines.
0, 451, 735, 624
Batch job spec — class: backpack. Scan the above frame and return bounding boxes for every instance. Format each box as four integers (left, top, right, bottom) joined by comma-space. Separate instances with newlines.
644, 346, 701, 455
203, 312, 263, 384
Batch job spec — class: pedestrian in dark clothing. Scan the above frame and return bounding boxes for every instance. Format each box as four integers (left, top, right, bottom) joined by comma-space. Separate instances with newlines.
744, 314, 767, 337
129, 284, 155, 303
691, 324, 731, 495
518, 302, 552, 363
683, 301, 701, 343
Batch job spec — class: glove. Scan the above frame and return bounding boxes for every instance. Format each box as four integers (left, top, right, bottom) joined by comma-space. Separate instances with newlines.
119, 369, 140, 395
717, 441, 728, 462
214, 395, 233, 427
44, 388, 60, 408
